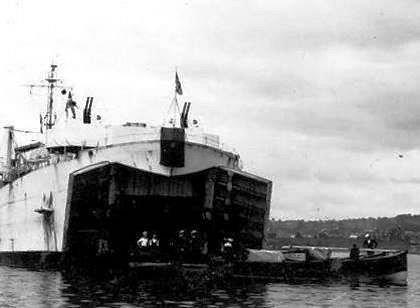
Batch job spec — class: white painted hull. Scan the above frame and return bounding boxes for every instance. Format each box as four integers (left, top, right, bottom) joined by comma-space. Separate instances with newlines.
0, 139, 239, 254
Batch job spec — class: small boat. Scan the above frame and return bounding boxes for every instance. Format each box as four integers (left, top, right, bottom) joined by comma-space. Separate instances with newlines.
339, 249, 407, 284
231, 246, 408, 285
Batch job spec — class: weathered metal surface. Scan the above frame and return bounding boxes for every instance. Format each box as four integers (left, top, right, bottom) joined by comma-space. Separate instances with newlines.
202, 167, 272, 249
0, 139, 240, 254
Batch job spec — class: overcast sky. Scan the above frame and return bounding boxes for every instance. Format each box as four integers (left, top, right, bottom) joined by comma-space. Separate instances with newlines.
1, 0, 420, 219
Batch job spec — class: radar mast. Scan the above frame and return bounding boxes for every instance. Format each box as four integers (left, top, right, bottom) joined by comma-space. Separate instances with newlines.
26, 64, 72, 130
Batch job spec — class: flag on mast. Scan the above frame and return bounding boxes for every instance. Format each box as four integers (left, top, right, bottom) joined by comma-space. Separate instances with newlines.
175, 72, 183, 95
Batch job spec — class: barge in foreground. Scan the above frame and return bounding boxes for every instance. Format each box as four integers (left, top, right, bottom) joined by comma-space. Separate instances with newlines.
232, 246, 408, 285
0, 64, 272, 269
125, 246, 407, 285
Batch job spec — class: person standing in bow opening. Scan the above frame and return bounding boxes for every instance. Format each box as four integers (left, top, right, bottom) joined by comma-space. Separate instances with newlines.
222, 237, 235, 262
148, 233, 160, 261
137, 231, 150, 250
150, 233, 160, 248
175, 229, 189, 263
189, 230, 203, 263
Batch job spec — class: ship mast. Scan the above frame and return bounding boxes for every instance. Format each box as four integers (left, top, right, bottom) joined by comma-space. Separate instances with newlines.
45, 64, 59, 129
27, 64, 71, 131
166, 69, 183, 127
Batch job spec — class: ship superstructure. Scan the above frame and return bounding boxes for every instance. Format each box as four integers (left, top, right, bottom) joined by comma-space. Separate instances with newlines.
0, 65, 271, 267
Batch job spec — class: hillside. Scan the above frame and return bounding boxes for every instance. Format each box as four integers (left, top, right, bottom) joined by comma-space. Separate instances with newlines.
266, 214, 420, 252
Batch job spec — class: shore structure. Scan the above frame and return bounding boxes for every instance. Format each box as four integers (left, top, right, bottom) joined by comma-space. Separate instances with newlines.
0, 65, 272, 268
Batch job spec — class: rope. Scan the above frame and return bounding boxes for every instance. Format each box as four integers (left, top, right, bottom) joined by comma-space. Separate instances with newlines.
12, 128, 40, 134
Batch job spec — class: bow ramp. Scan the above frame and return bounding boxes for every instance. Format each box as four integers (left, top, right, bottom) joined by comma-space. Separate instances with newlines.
63, 162, 272, 267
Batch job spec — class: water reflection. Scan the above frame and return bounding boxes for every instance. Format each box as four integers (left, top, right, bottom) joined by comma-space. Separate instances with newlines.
58, 274, 270, 307
0, 255, 418, 307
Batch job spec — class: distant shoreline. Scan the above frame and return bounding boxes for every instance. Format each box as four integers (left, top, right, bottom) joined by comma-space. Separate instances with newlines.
267, 237, 418, 253
267, 214, 420, 255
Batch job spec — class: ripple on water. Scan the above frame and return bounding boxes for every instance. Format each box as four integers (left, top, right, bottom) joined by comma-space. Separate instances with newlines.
0, 255, 418, 307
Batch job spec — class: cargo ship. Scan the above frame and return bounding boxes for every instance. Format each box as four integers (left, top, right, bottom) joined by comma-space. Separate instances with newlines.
0, 64, 272, 268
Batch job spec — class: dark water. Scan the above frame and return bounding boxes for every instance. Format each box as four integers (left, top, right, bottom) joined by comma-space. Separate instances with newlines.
0, 255, 419, 307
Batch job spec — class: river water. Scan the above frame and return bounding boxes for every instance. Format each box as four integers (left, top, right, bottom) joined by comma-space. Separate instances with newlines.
0, 255, 419, 307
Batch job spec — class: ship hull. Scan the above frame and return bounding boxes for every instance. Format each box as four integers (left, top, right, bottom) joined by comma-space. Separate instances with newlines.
0, 251, 62, 269
0, 141, 271, 269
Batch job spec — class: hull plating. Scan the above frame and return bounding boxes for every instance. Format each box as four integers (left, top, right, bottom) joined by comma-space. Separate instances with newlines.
0, 141, 241, 255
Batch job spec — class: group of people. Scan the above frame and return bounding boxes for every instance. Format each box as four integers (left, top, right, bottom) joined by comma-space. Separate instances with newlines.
135, 229, 206, 262
136, 231, 160, 249
173, 229, 208, 262
135, 229, 238, 263
349, 234, 379, 260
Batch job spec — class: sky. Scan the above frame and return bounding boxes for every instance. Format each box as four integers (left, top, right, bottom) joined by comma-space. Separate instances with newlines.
1, 0, 420, 219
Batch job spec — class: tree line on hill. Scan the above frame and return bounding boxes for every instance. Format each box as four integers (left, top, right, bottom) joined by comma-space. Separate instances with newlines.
266, 214, 420, 246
